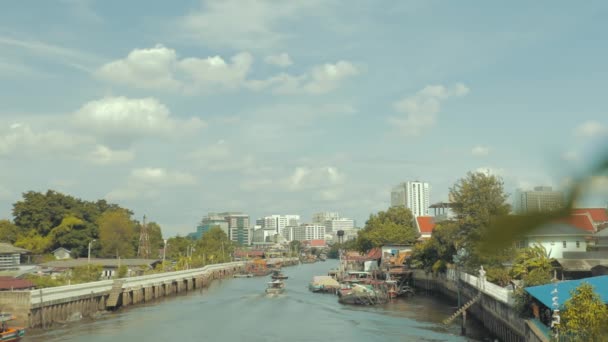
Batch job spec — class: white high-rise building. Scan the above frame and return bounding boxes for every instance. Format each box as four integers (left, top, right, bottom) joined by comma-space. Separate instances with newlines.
391, 181, 430, 217
260, 215, 300, 234
323, 218, 355, 233
312, 212, 340, 224
293, 224, 326, 242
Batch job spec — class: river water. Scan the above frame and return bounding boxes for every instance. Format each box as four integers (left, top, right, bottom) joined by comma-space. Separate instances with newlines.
23, 261, 494, 342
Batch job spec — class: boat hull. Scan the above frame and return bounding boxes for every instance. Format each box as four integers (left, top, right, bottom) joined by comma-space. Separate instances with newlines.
265, 288, 285, 295
0, 328, 25, 342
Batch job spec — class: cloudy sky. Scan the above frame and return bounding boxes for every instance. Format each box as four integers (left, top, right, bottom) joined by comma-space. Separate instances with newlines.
1, 1, 607, 236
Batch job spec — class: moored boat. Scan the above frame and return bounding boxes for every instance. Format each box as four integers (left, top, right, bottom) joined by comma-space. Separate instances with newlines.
265, 280, 285, 295
337, 283, 389, 305
270, 269, 288, 280
309, 276, 340, 293
233, 273, 253, 278
0, 314, 25, 342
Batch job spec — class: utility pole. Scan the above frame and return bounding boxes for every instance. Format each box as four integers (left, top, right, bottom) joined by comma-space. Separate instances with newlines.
162, 239, 168, 270
137, 215, 151, 259
88, 239, 96, 264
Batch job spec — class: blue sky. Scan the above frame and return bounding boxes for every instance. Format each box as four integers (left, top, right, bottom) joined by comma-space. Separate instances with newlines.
1, 0, 607, 237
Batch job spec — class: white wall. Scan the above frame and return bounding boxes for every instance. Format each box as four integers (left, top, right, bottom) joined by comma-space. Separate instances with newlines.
526, 236, 587, 258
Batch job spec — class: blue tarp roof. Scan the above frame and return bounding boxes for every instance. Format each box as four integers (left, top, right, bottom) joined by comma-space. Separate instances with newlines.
525, 275, 608, 309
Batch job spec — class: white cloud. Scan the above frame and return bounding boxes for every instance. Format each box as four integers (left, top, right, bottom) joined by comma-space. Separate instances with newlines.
471, 145, 490, 156
264, 53, 293, 67
388, 83, 469, 136
475, 166, 505, 177
0, 122, 91, 157
177, 0, 324, 50
96, 44, 181, 90
0, 35, 100, 72
73, 96, 205, 142
130, 167, 197, 186
249, 60, 359, 94
285, 166, 345, 191
178, 52, 253, 92
575, 120, 607, 138
86, 145, 134, 165
97, 45, 354, 94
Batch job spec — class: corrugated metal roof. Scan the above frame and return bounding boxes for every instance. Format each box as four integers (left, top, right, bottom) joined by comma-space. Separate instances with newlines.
525, 275, 608, 308
526, 223, 592, 237
40, 258, 161, 268
0, 243, 30, 254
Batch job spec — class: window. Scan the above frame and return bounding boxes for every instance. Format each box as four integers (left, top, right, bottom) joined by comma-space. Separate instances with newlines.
550, 241, 555, 246
563, 241, 567, 248
576, 241, 580, 248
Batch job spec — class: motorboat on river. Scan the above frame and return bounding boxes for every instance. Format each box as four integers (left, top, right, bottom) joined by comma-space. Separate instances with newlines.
0, 313, 25, 341
265, 280, 285, 295
271, 269, 288, 280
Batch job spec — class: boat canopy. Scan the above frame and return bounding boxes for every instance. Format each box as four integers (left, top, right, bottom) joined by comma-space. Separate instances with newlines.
0, 313, 15, 322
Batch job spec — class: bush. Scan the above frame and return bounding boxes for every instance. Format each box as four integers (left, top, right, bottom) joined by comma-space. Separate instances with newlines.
486, 267, 511, 287
432, 260, 447, 274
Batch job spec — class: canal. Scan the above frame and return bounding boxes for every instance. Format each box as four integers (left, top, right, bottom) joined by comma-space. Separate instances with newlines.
23, 261, 494, 342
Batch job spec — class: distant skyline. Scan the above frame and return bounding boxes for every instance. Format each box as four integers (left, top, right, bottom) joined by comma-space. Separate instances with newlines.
1, 1, 607, 236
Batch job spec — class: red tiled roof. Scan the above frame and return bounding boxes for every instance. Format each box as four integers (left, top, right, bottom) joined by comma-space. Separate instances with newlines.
309, 239, 327, 247
366, 248, 382, 260
0, 277, 35, 290
572, 208, 608, 223
234, 250, 265, 258
559, 214, 595, 232
416, 216, 436, 234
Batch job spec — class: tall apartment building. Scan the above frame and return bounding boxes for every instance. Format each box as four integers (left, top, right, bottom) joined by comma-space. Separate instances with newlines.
390, 181, 430, 217
323, 218, 355, 233
312, 212, 340, 224
260, 215, 300, 234
218, 212, 251, 245
194, 213, 230, 239
293, 224, 326, 242
513, 186, 564, 214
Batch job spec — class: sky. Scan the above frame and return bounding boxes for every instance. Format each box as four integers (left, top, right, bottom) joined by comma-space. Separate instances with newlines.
1, 0, 607, 237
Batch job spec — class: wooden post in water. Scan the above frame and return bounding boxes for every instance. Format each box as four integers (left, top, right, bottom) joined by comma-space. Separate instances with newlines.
461, 310, 467, 336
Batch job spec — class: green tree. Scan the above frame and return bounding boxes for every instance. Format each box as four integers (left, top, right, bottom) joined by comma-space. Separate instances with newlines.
98, 209, 136, 258
70, 265, 103, 283
0, 219, 19, 243
355, 206, 419, 252
14, 230, 52, 254
133, 221, 164, 258
195, 227, 234, 264
410, 221, 459, 271
166, 235, 194, 260
561, 282, 608, 341
510, 244, 554, 281
117, 265, 128, 278
449, 171, 511, 244
289, 240, 302, 256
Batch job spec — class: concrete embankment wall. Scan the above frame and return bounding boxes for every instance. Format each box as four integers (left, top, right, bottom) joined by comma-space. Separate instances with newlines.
0, 258, 299, 328
412, 270, 548, 342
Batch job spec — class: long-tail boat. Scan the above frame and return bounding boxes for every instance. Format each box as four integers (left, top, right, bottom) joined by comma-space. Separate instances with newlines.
0, 313, 25, 342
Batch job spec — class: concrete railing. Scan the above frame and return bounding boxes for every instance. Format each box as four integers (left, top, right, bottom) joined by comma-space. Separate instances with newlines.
30, 280, 114, 305
29, 258, 298, 305
419, 269, 514, 305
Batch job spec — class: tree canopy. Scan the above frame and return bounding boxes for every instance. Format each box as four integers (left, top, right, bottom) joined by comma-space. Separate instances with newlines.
3, 190, 164, 258
561, 282, 608, 341
98, 209, 137, 258
355, 206, 419, 252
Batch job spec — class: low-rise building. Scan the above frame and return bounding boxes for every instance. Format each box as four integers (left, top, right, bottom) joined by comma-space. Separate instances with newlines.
0, 243, 30, 271
0, 276, 35, 291
415, 216, 436, 240
572, 208, 608, 231
52, 247, 72, 260
519, 223, 592, 259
